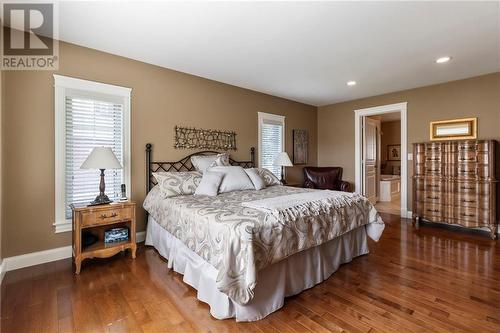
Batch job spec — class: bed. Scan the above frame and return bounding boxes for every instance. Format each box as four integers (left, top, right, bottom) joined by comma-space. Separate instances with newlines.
143, 144, 385, 321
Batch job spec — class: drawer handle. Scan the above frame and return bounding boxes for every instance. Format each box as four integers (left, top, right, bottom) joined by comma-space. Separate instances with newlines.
427, 158, 440, 161
99, 212, 118, 219
460, 186, 474, 190
459, 158, 476, 161
427, 196, 439, 200
428, 184, 440, 188
427, 209, 440, 213
428, 169, 439, 172
461, 213, 475, 217
461, 199, 476, 203
459, 170, 475, 174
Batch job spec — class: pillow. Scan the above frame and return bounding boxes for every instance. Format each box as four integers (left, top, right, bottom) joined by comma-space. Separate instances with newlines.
244, 168, 266, 190
191, 153, 230, 173
210, 153, 230, 167
254, 168, 282, 187
153, 171, 202, 198
194, 171, 224, 196
209, 166, 255, 193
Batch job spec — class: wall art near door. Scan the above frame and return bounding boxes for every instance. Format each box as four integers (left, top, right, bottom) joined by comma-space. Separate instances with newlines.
293, 129, 309, 164
174, 126, 237, 150
430, 117, 477, 141
387, 144, 401, 161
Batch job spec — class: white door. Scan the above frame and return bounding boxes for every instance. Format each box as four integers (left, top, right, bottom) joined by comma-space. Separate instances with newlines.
363, 117, 380, 203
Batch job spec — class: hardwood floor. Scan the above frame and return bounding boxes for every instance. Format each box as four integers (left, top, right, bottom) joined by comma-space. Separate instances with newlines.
2, 213, 499, 332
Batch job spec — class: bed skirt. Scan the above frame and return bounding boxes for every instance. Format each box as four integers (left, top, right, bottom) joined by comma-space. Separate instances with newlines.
145, 216, 370, 322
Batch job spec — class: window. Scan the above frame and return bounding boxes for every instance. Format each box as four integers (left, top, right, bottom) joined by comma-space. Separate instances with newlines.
258, 112, 285, 179
54, 75, 131, 233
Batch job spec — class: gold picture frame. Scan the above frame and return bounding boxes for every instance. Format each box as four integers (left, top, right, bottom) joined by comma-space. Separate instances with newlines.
429, 117, 477, 141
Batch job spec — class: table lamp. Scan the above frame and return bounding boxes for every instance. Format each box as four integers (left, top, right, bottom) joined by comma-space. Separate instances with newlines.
274, 152, 293, 184
80, 147, 122, 205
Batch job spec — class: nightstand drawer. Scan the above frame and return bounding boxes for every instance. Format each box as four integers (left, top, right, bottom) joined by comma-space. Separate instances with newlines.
81, 206, 133, 227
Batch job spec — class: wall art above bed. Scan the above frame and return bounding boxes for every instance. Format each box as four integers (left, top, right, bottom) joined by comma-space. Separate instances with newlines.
174, 126, 237, 150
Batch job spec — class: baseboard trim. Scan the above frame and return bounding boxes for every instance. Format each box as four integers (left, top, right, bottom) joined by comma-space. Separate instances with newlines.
2, 231, 147, 274
0, 260, 6, 285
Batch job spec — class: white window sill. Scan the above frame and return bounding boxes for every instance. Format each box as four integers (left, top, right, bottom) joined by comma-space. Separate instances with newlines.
53, 220, 72, 233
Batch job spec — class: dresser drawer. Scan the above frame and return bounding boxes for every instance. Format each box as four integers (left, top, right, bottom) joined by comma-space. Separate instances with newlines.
416, 191, 443, 204
454, 181, 490, 195
454, 193, 489, 209
81, 206, 133, 227
455, 207, 491, 225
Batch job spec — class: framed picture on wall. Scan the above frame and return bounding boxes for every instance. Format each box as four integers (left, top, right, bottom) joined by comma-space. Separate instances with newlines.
293, 129, 308, 164
387, 144, 401, 161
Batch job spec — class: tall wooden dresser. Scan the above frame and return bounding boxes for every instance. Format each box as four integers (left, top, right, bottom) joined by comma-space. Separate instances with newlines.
413, 140, 497, 239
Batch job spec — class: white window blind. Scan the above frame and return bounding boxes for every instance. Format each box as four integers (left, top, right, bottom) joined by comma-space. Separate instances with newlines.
258, 113, 285, 179
64, 95, 124, 218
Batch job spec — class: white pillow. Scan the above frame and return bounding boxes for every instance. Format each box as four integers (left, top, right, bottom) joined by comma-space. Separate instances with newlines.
254, 168, 282, 186
209, 166, 255, 193
195, 171, 224, 196
210, 153, 230, 167
153, 171, 202, 198
191, 153, 230, 173
244, 168, 266, 190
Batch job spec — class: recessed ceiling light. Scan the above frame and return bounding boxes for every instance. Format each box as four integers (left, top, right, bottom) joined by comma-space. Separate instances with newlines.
347, 81, 357, 86
435, 56, 451, 64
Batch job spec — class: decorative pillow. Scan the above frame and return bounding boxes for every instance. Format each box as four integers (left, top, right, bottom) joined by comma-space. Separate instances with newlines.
255, 168, 282, 186
209, 166, 255, 193
244, 168, 266, 190
210, 153, 230, 167
194, 171, 224, 196
153, 171, 202, 198
191, 153, 230, 173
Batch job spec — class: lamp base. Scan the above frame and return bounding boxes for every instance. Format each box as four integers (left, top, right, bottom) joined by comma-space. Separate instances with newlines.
88, 194, 112, 206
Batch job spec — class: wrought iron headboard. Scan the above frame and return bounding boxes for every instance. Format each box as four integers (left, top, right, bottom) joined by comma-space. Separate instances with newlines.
145, 143, 255, 193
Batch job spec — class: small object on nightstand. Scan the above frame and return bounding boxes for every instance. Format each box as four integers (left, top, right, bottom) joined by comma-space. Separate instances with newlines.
82, 231, 98, 248
118, 183, 128, 202
71, 201, 136, 274
104, 227, 129, 243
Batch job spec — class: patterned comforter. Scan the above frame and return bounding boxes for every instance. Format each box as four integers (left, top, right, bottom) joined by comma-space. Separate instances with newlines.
143, 185, 384, 305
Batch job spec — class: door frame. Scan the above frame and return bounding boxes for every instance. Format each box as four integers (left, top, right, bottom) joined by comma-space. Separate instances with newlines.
354, 102, 408, 218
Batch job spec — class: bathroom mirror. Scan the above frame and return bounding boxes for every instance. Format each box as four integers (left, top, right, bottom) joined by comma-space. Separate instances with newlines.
430, 117, 477, 141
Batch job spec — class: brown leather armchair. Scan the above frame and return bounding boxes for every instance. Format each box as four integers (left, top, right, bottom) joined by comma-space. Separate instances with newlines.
303, 167, 351, 192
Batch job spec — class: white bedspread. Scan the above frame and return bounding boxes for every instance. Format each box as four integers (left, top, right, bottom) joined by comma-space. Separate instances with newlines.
143, 185, 384, 305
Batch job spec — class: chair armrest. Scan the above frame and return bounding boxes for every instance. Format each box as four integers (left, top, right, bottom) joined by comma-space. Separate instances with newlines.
303, 180, 315, 189
339, 181, 351, 192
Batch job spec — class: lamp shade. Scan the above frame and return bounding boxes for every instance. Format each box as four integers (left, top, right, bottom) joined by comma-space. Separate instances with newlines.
80, 147, 122, 169
274, 152, 293, 167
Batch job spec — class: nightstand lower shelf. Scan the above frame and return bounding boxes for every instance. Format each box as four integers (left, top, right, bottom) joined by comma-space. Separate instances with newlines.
71, 201, 137, 274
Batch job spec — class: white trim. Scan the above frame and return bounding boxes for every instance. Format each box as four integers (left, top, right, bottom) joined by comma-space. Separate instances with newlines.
0, 260, 5, 284
53, 75, 132, 96
3, 246, 72, 272
257, 112, 286, 177
354, 102, 408, 218
136, 231, 146, 243
1, 232, 146, 274
53, 74, 132, 233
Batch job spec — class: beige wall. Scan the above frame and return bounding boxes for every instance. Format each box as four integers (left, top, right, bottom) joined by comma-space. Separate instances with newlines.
381, 120, 401, 175
2, 41, 317, 257
318, 72, 500, 211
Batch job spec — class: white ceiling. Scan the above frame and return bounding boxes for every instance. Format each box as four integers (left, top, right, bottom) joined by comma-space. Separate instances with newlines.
51, 2, 500, 106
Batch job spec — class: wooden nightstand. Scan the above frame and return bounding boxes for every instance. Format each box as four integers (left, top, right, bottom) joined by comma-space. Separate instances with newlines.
71, 201, 136, 274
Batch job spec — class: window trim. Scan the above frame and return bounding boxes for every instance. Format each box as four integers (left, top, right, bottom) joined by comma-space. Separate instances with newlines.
53, 74, 132, 233
257, 112, 285, 177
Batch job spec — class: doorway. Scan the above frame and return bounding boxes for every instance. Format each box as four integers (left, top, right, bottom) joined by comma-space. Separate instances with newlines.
354, 102, 408, 218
